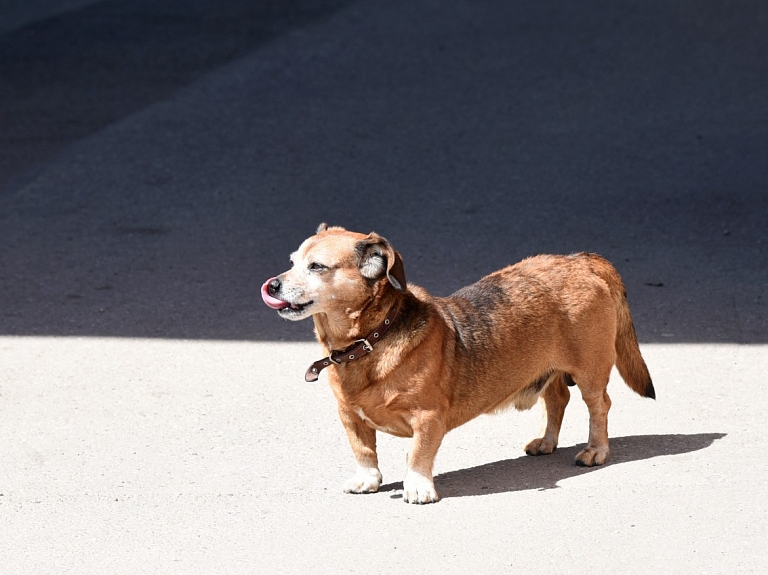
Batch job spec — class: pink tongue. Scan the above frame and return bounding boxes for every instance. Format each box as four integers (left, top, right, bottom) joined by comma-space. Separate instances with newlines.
261, 278, 291, 310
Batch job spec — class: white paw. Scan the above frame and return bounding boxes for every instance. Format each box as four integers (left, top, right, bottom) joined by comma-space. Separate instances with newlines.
342, 466, 382, 494
403, 469, 439, 504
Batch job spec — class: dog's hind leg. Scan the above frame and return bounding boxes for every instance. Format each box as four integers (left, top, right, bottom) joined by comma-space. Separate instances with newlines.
525, 372, 571, 456
338, 408, 382, 494
574, 382, 612, 467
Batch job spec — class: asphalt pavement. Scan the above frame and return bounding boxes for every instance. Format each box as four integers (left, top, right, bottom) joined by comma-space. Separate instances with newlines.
1, 1, 766, 573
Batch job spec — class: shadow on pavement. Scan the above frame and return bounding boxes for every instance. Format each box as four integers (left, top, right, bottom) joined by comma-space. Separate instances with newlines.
0, 1, 765, 343
380, 433, 726, 500
0, 0, 358, 193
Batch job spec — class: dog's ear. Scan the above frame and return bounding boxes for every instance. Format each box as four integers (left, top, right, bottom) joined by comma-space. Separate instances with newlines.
317, 223, 347, 234
356, 234, 407, 292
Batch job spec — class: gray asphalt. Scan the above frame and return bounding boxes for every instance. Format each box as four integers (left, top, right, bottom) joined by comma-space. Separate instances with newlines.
1, 1, 766, 573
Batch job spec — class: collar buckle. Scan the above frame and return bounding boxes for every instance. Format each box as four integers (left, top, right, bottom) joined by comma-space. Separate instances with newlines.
355, 338, 374, 353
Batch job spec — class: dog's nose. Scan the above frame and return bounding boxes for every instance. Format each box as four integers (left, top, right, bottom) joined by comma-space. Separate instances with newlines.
268, 278, 281, 296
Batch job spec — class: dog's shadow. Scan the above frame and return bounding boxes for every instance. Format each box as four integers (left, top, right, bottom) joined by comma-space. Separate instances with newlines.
379, 433, 726, 499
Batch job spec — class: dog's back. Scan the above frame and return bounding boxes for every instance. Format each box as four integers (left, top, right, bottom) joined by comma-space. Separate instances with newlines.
432, 253, 653, 419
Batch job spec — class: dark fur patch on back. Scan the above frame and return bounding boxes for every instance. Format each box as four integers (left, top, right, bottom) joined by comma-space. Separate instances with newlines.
446, 279, 509, 354
452, 281, 508, 310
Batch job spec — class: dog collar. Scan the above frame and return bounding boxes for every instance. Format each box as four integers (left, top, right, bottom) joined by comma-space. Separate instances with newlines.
305, 305, 400, 382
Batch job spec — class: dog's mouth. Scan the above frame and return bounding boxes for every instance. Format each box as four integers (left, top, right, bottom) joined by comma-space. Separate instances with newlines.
276, 300, 314, 317
261, 279, 313, 317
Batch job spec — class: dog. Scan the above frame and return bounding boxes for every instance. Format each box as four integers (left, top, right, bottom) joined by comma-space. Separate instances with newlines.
261, 224, 654, 504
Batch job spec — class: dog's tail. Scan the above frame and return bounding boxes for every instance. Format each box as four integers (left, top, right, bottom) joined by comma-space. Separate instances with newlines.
588, 254, 655, 399
614, 292, 655, 399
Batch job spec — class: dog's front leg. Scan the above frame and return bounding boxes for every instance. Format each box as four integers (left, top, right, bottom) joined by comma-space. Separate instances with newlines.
338, 407, 382, 494
403, 413, 446, 504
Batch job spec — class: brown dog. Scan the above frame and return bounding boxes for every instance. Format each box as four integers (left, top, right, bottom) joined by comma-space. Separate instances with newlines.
262, 224, 654, 504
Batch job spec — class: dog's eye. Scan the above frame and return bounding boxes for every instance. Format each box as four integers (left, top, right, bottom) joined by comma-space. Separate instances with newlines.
308, 262, 327, 272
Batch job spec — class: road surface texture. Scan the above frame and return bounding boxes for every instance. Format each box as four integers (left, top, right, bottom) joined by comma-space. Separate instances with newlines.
1, 1, 766, 573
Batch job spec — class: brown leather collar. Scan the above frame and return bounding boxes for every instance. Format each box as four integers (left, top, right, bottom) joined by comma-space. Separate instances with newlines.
305, 304, 400, 382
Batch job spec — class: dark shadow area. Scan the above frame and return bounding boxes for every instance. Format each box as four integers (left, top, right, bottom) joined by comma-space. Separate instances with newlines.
0, 1, 765, 342
379, 433, 726, 500
0, 0, 359, 193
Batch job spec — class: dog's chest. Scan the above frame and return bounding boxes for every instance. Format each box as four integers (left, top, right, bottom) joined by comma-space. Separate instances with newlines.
354, 406, 409, 437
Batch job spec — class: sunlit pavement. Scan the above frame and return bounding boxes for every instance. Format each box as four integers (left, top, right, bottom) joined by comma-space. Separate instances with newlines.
1, 338, 766, 573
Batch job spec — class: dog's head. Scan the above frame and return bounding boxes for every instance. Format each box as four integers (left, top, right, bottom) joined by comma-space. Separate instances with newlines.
261, 223, 406, 321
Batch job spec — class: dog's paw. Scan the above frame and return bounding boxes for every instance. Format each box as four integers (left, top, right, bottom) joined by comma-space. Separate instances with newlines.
525, 437, 557, 456
403, 470, 439, 504
342, 466, 382, 494
575, 446, 609, 467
